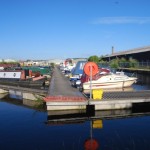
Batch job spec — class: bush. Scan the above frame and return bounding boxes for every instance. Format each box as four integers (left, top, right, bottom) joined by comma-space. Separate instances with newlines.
88, 55, 99, 63
110, 59, 119, 69
128, 58, 138, 68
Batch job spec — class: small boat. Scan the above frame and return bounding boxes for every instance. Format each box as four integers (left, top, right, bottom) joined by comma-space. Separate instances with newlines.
0, 69, 47, 89
80, 68, 137, 91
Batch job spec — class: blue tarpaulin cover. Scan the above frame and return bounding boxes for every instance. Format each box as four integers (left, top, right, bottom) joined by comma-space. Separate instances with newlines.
71, 61, 87, 75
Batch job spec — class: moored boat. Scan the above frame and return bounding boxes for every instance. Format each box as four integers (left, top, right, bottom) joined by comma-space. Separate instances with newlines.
80, 64, 137, 91
81, 73, 137, 90
0, 69, 48, 89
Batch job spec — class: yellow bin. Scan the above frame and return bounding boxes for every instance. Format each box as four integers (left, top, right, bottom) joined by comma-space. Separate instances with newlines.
92, 89, 103, 100
92, 120, 103, 129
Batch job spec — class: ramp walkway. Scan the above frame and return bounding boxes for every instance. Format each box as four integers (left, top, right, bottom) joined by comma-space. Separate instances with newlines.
44, 66, 87, 111
47, 66, 84, 97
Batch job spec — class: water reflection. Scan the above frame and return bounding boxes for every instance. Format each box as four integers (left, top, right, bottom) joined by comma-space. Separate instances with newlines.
47, 104, 150, 125
0, 93, 23, 106
47, 104, 150, 150
0, 93, 46, 111
0, 93, 8, 99
136, 73, 150, 85
9, 90, 22, 99
0, 95, 150, 150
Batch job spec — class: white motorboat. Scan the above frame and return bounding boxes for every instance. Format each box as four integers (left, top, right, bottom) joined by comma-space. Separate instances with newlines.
80, 70, 137, 90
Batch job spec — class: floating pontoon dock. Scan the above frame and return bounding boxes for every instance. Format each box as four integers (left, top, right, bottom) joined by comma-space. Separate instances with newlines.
43, 66, 150, 111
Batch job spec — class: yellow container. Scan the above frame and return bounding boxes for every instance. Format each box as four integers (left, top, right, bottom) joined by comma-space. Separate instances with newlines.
92, 120, 103, 129
92, 89, 103, 100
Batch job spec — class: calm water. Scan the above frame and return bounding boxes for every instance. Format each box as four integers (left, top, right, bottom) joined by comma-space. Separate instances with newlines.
0, 100, 150, 150
0, 73, 150, 150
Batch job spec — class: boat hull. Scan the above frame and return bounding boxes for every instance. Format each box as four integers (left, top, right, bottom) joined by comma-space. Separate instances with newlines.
82, 77, 137, 90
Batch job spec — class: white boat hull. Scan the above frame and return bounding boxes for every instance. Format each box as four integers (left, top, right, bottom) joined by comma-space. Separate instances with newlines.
82, 74, 137, 90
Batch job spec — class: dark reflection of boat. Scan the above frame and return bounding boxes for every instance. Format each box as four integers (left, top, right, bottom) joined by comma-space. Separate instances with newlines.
1, 94, 46, 112
9, 90, 22, 99
46, 103, 150, 125
0, 89, 46, 109
1, 95, 23, 105
0, 93, 9, 99
47, 110, 88, 125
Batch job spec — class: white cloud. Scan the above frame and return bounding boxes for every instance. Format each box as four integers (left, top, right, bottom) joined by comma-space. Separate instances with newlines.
92, 17, 150, 24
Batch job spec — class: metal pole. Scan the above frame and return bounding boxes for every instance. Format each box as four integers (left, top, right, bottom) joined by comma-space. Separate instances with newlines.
90, 65, 92, 99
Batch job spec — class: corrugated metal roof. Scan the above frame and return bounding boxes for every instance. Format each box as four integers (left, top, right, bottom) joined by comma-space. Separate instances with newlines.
105, 45, 150, 57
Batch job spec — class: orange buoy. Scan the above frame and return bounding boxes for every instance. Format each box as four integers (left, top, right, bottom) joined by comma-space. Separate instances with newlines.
84, 138, 99, 150
83, 62, 99, 76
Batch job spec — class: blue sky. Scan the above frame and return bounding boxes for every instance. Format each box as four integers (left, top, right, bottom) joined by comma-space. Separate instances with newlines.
0, 0, 150, 60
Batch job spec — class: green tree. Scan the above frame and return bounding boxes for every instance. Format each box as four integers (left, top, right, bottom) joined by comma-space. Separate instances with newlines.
98, 55, 109, 68
118, 57, 128, 68
128, 57, 138, 68
50, 63, 55, 68
110, 58, 119, 69
88, 55, 99, 63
